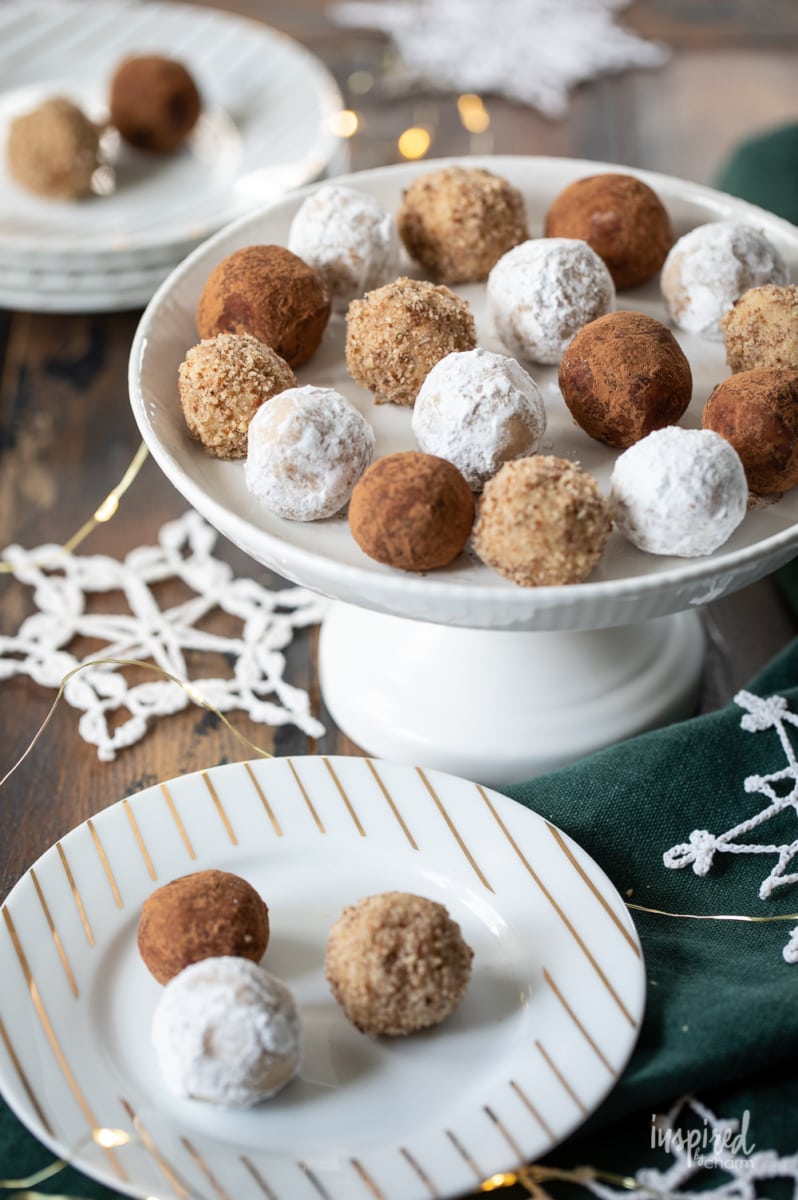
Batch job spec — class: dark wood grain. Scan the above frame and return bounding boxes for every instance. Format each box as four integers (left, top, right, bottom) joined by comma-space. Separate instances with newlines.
1, 1, 797, 909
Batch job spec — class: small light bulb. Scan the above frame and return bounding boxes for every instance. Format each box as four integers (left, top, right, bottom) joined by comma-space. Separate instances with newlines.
330, 109, 359, 138
397, 126, 431, 160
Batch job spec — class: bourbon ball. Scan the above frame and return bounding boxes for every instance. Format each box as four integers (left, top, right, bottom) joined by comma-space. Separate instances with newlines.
349, 451, 475, 571
325, 892, 473, 1036
701, 367, 798, 494
487, 238, 615, 365
397, 165, 528, 284
544, 173, 673, 289
346, 277, 476, 406
558, 310, 692, 449
472, 456, 612, 587
109, 54, 201, 153
7, 97, 100, 200
178, 332, 296, 459
721, 284, 798, 373
661, 222, 787, 341
610, 427, 747, 557
288, 184, 400, 311
196, 245, 331, 369
412, 347, 547, 490
245, 385, 375, 521
153, 958, 302, 1106
138, 869, 270, 985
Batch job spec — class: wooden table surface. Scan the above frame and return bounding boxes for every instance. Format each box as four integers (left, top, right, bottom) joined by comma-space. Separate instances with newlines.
2, 0, 798, 908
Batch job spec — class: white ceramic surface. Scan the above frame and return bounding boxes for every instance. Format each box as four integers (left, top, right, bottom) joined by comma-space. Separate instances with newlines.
0, 756, 645, 1200
0, 0, 344, 279
0, 261, 176, 313
319, 603, 705, 785
130, 155, 798, 633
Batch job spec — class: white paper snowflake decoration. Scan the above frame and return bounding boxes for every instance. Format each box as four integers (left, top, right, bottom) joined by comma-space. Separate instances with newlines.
0, 511, 328, 761
664, 689, 798, 964
329, 0, 669, 118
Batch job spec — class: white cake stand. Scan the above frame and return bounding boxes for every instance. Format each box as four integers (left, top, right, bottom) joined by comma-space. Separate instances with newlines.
129, 156, 798, 784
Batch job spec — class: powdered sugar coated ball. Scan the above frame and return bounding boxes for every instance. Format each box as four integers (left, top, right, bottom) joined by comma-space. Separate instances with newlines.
288, 185, 400, 312
609, 426, 748, 557
487, 238, 615, 365
152, 957, 302, 1107
412, 347, 546, 490
661, 222, 787, 341
245, 385, 375, 521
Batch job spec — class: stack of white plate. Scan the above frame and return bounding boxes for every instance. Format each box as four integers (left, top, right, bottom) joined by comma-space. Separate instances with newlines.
0, 0, 347, 313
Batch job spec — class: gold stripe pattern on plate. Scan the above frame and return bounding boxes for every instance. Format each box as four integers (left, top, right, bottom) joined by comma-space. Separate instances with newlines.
122, 800, 157, 880
365, 760, 418, 849
56, 843, 94, 946
535, 1039, 587, 1115
542, 967, 616, 1076
240, 1155, 279, 1199
484, 1104, 525, 1161
476, 786, 636, 1027
29, 868, 78, 998
87, 819, 123, 909
181, 1136, 231, 1200
399, 1147, 440, 1197
509, 1080, 556, 1142
324, 758, 366, 836
351, 1157, 385, 1198
0, 1014, 53, 1136
298, 1159, 333, 1199
202, 772, 238, 845
545, 823, 641, 956
418, 770, 493, 892
288, 759, 325, 833
0, 906, 126, 1179
160, 783, 196, 859
244, 762, 283, 836
120, 1097, 188, 1199
445, 1129, 485, 1181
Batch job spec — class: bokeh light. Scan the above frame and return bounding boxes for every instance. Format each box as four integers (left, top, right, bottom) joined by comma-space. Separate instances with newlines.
398, 126, 432, 159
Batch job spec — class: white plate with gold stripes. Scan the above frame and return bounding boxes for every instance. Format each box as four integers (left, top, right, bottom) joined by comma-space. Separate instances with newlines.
0, 757, 645, 1200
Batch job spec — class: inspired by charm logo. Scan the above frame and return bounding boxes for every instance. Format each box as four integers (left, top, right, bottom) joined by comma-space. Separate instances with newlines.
651, 1109, 756, 1170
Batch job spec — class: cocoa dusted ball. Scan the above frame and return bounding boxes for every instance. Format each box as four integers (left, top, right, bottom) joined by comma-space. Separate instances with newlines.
544, 173, 673, 289
138, 869, 270, 985
196, 245, 331, 369
701, 367, 798, 495
349, 451, 475, 571
325, 892, 473, 1036
397, 165, 528, 284
559, 311, 692, 450
472, 456, 612, 587
109, 54, 201, 153
178, 332, 296, 459
345, 277, 476, 406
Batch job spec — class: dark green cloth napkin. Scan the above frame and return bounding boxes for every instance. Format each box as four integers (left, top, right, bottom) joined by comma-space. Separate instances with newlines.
497, 632, 798, 1191
3, 131, 798, 1197
715, 123, 798, 226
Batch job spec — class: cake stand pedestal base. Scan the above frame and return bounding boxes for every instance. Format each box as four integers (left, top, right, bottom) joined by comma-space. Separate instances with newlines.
318, 602, 705, 786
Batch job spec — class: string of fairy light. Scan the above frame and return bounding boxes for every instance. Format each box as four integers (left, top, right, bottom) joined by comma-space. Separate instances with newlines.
328, 86, 493, 161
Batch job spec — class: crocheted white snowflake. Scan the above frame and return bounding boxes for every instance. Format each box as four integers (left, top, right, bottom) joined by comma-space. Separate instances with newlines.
0, 511, 328, 761
664, 690, 798, 964
330, 0, 668, 117
585, 1096, 798, 1200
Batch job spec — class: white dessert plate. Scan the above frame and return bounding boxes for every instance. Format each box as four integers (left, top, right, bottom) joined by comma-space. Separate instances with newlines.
0, 261, 176, 313
0, 756, 645, 1200
0, 0, 343, 264
129, 155, 798, 633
